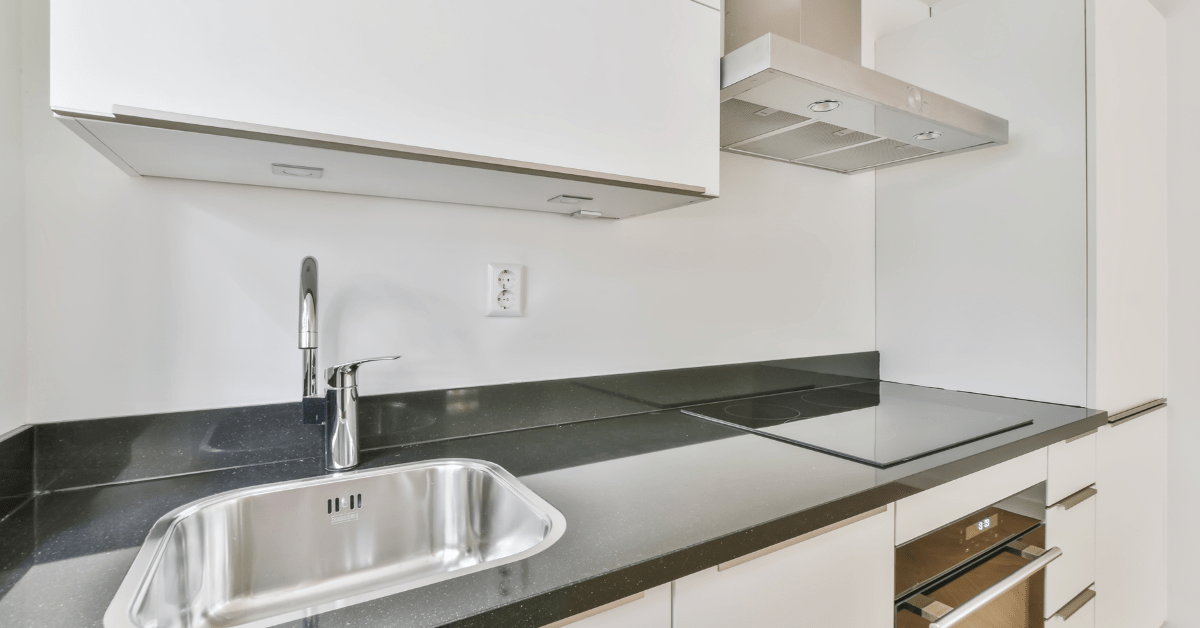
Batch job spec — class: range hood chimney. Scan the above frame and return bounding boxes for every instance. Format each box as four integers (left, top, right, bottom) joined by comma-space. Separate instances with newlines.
720, 0, 1007, 174
725, 0, 861, 63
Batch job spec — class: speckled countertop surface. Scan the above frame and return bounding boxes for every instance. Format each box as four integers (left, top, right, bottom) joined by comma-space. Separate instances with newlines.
0, 381, 1105, 628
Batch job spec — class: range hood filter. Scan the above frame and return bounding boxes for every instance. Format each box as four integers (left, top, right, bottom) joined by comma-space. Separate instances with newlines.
720, 98, 812, 147
798, 138, 935, 172
730, 113, 880, 163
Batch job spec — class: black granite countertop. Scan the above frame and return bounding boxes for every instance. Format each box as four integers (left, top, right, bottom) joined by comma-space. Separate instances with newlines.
0, 381, 1106, 628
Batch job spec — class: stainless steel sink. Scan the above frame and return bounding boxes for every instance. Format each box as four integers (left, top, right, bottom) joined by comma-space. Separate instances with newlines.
104, 459, 567, 628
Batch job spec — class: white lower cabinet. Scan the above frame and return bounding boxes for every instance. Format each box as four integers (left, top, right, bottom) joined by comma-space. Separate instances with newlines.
1045, 490, 1097, 618
544, 417, 1161, 628
894, 448, 1047, 545
1095, 408, 1168, 628
673, 506, 894, 628
1045, 431, 1098, 619
541, 583, 671, 628
1047, 432, 1097, 504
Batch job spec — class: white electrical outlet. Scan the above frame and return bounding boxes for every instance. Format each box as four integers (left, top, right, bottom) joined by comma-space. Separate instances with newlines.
486, 263, 525, 317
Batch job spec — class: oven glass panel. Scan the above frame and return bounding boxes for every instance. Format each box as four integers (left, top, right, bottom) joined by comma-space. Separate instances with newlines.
896, 506, 1041, 597
897, 527, 1046, 628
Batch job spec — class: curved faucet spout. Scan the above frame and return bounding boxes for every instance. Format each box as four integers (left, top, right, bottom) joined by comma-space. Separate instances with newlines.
299, 257, 319, 398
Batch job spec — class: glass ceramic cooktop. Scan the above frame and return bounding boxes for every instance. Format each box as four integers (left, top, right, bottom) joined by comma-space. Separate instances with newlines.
681, 382, 1034, 468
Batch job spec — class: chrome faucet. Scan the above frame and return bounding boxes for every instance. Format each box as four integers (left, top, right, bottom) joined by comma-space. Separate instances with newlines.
299, 257, 400, 471
323, 356, 400, 470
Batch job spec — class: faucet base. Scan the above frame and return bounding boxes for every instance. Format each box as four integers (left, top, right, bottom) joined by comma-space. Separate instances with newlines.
325, 385, 360, 471
301, 394, 329, 425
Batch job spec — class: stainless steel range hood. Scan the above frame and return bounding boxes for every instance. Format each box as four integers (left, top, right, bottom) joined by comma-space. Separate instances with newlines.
721, 1, 1008, 174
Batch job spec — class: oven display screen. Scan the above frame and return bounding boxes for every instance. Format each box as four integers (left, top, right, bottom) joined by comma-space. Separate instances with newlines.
965, 513, 1000, 540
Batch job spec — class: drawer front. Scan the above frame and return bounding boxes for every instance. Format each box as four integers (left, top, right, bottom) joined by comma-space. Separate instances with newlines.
1046, 590, 1095, 628
1048, 432, 1097, 505
542, 583, 671, 628
895, 448, 1048, 545
674, 507, 894, 628
1045, 490, 1097, 617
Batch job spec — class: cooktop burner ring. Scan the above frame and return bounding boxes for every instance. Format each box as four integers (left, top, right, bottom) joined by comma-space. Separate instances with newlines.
721, 403, 802, 421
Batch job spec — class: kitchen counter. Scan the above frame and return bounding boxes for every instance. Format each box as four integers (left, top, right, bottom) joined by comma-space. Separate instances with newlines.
0, 381, 1105, 628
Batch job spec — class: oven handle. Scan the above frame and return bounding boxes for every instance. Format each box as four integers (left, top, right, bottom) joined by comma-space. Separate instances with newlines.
927, 545, 1062, 628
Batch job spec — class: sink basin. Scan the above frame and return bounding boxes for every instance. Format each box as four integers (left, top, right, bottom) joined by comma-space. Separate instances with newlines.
104, 459, 567, 628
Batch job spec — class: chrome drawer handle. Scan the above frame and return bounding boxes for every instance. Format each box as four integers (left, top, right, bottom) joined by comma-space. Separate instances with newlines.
921, 545, 1063, 628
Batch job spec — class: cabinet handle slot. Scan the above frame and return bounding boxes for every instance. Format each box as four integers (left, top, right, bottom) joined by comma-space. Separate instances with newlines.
1051, 485, 1097, 511
717, 506, 887, 572
1052, 586, 1096, 621
540, 592, 645, 628
1064, 428, 1097, 444
1108, 399, 1167, 426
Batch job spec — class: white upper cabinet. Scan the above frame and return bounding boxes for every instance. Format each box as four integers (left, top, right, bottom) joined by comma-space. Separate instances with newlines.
50, 0, 720, 219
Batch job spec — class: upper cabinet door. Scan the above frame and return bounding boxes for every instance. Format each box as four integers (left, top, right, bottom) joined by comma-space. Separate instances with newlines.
50, 0, 720, 218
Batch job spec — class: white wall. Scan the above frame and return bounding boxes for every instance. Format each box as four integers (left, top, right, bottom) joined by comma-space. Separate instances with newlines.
18, 0, 875, 423
860, 0, 927, 69
875, 0, 1089, 406
0, 1, 26, 434
1165, 1, 1200, 625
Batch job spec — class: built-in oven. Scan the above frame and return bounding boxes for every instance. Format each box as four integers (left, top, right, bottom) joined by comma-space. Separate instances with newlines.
895, 483, 1059, 628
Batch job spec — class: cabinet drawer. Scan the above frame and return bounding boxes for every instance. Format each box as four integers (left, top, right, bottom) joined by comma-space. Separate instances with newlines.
1046, 589, 1095, 628
1048, 432, 1097, 504
895, 448, 1047, 545
1045, 488, 1096, 617
542, 583, 670, 628
674, 506, 894, 628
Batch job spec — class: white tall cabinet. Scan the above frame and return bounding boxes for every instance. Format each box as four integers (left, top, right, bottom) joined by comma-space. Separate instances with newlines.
1096, 409, 1168, 628
875, 0, 1167, 626
1087, 2, 1168, 627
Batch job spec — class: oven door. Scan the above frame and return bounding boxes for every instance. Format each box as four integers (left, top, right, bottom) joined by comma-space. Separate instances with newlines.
897, 526, 1061, 628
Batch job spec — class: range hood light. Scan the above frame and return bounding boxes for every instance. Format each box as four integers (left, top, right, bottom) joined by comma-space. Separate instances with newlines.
913, 131, 943, 141
808, 100, 842, 113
